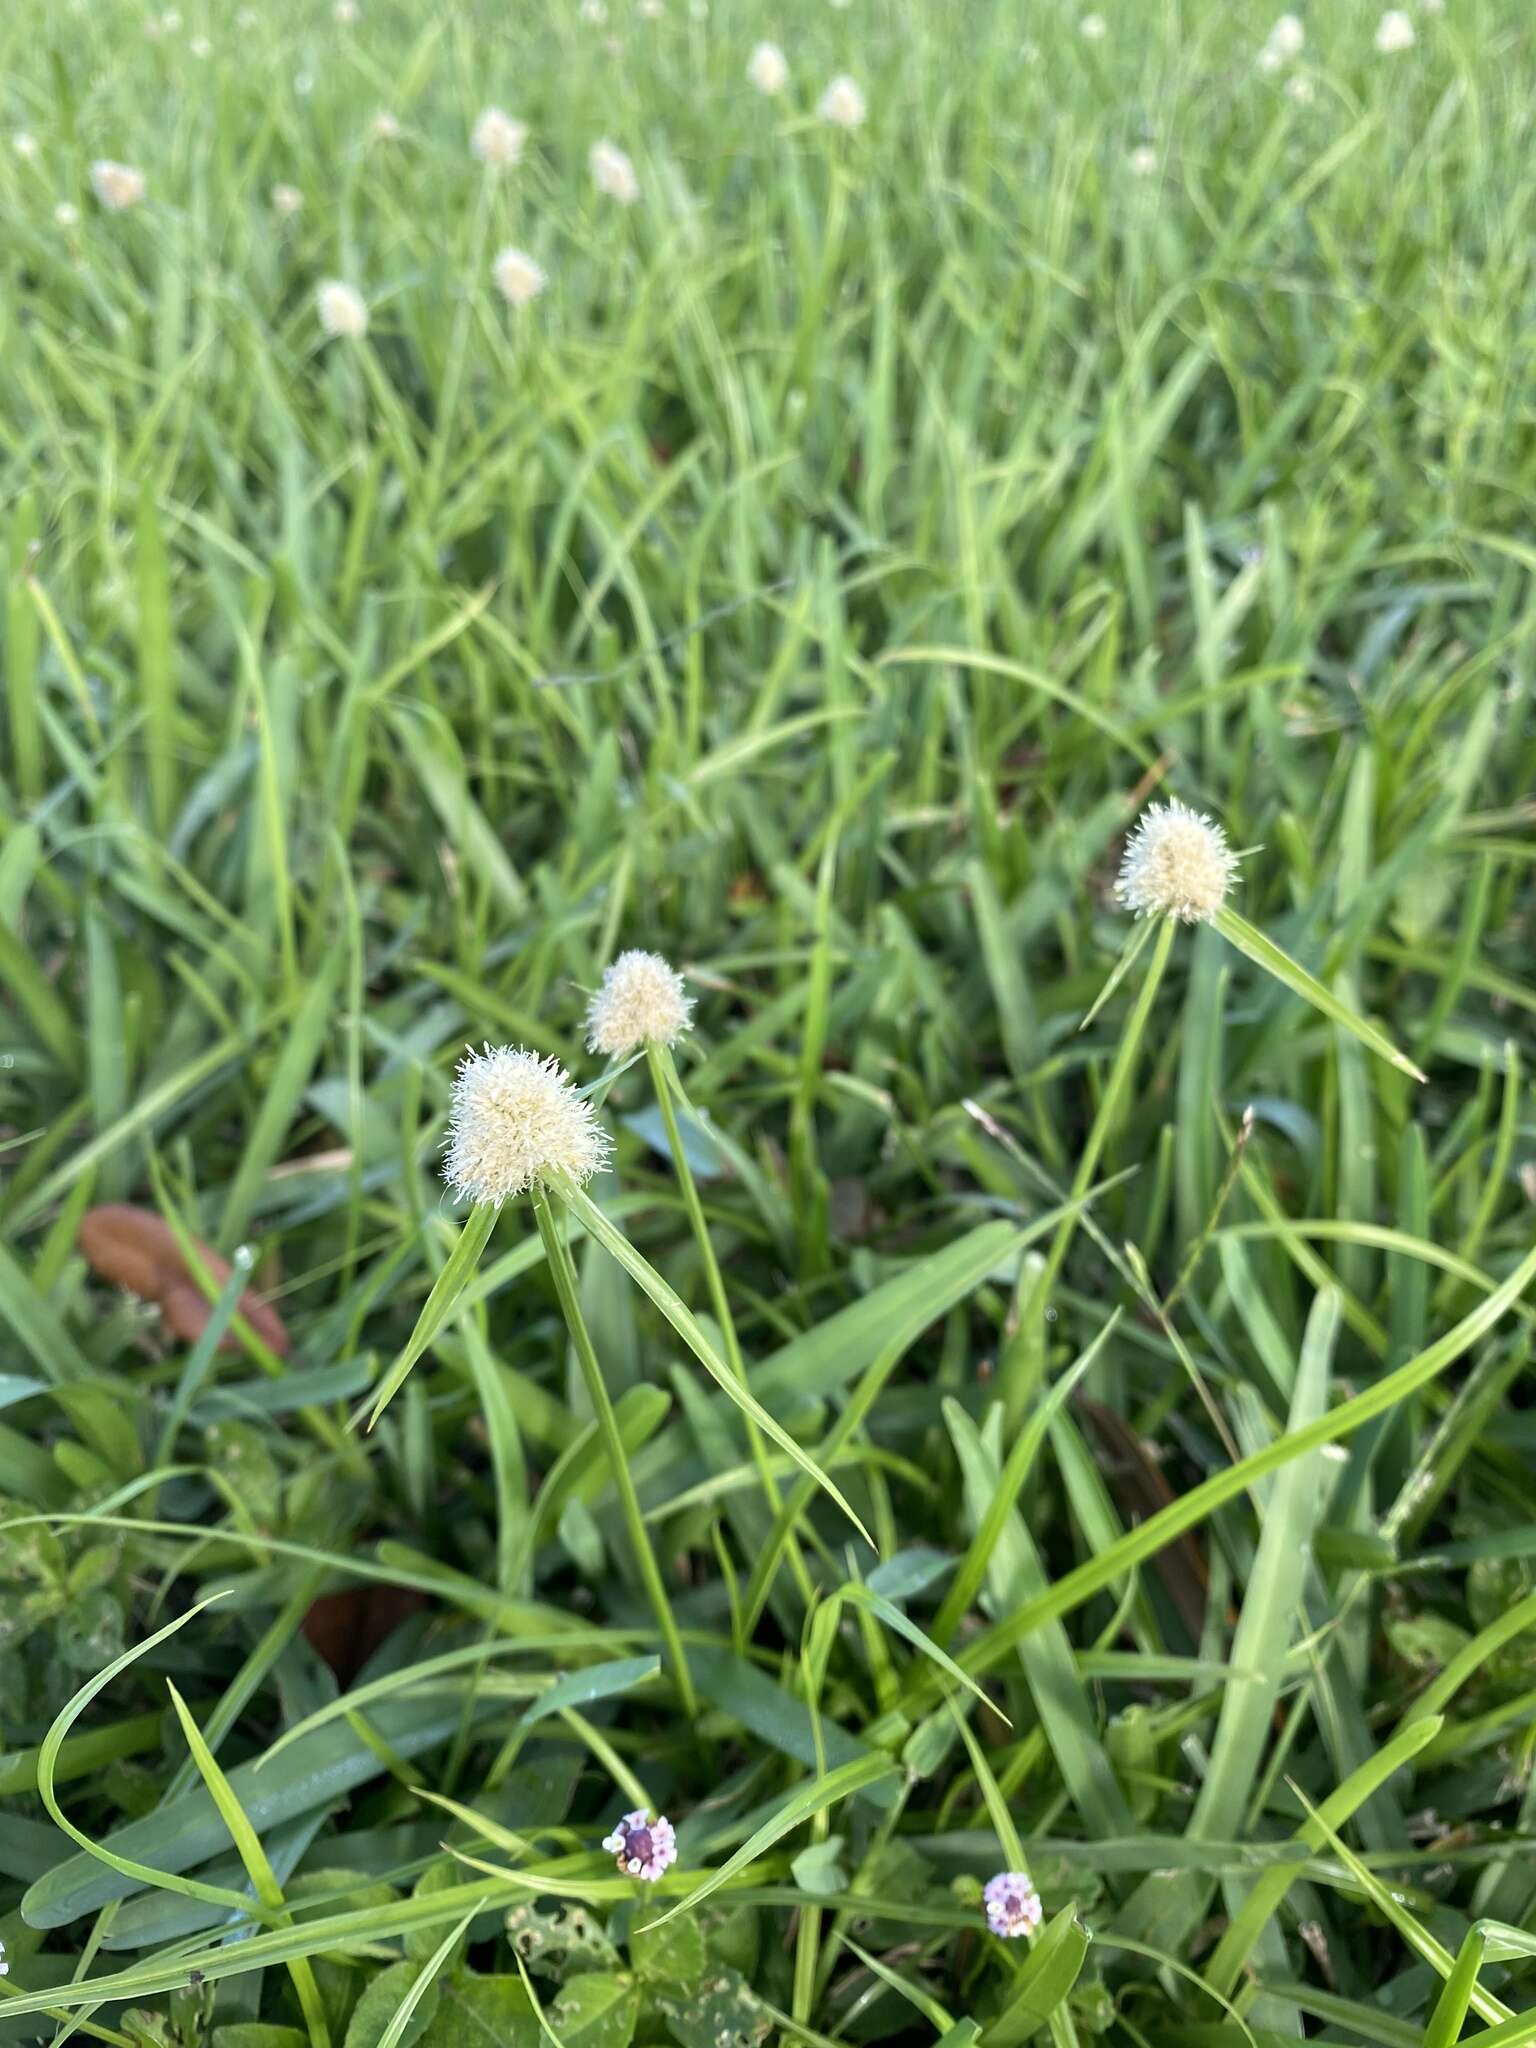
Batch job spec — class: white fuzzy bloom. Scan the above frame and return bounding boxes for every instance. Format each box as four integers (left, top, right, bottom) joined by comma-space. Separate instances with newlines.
445, 1046, 609, 1204
14, 131, 40, 162
1115, 800, 1238, 924
334, 0, 359, 20
1375, 8, 1415, 48
370, 110, 402, 142
472, 106, 527, 167
747, 40, 788, 93
1268, 12, 1305, 56
271, 182, 304, 216
817, 73, 866, 127
586, 951, 693, 1058
190, 33, 211, 56
493, 244, 546, 305
638, 0, 665, 19
1285, 70, 1315, 101
91, 160, 147, 210
160, 6, 181, 28
1079, 12, 1107, 39
55, 200, 80, 228
580, 0, 608, 21
1418, 0, 1444, 12
317, 279, 369, 338
589, 137, 639, 202
1128, 143, 1158, 175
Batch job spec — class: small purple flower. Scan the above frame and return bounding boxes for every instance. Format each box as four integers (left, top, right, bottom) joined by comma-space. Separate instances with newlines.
984, 1870, 1042, 1939
601, 1808, 677, 1882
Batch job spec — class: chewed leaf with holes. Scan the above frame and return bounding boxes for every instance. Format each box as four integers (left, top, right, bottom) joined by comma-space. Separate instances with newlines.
654, 1968, 772, 2048
504, 1901, 620, 1982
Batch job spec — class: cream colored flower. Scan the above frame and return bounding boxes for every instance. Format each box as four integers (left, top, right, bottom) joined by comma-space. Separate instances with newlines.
638, 0, 665, 19
90, 160, 147, 210
1285, 70, 1315, 101
14, 131, 40, 163
271, 182, 304, 217
370, 110, 402, 142
190, 33, 211, 56
317, 279, 369, 338
1267, 12, 1304, 55
1079, 12, 1107, 38
445, 1046, 610, 1204
580, 0, 608, 21
1114, 800, 1238, 924
1128, 142, 1158, 175
817, 73, 865, 127
160, 6, 181, 29
747, 40, 788, 93
334, 0, 359, 21
586, 951, 693, 1058
589, 137, 639, 202
55, 200, 80, 228
1375, 8, 1415, 48
492, 245, 547, 305
472, 106, 527, 168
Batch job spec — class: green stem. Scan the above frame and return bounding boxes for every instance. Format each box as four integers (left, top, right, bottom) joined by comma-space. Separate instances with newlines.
532, 1183, 697, 1719
647, 1044, 818, 1619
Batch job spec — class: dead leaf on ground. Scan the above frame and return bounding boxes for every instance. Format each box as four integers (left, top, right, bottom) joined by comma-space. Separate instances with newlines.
302, 1583, 427, 1682
77, 1204, 290, 1355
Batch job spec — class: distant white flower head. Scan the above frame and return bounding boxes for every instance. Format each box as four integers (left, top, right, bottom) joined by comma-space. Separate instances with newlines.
237, 6, 257, 25
603, 32, 625, 55
580, 0, 608, 21
817, 73, 866, 127
602, 1810, 677, 1883
14, 131, 40, 162
91, 160, 147, 211
190, 34, 211, 56
1115, 799, 1238, 924
638, 0, 665, 19
271, 181, 304, 217
370, 110, 402, 141
317, 279, 369, 338
1285, 70, 1315, 101
472, 105, 527, 167
1418, 0, 1444, 12
334, 0, 359, 20
1079, 12, 1107, 39
1375, 8, 1415, 48
586, 951, 693, 1058
55, 200, 80, 227
984, 1872, 1042, 1940
493, 244, 546, 305
445, 1046, 609, 1204
747, 40, 788, 93
160, 6, 181, 29
589, 137, 639, 202
1128, 142, 1158, 175
143, 13, 163, 37
1268, 12, 1305, 56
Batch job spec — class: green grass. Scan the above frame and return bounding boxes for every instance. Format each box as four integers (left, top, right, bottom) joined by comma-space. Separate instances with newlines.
3, 0, 1536, 2042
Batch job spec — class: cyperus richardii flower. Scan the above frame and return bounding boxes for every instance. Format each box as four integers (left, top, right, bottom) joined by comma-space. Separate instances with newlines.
984, 1871, 1042, 1939
1114, 799, 1238, 925
493, 245, 546, 305
586, 951, 693, 1058
602, 1809, 676, 1882
747, 40, 789, 93
472, 106, 527, 168
91, 160, 147, 210
445, 1046, 609, 1205
589, 138, 639, 202
317, 279, 369, 338
1375, 8, 1415, 48
817, 73, 866, 126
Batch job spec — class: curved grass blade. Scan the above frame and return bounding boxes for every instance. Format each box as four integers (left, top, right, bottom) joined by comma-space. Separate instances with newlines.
1213, 907, 1426, 1082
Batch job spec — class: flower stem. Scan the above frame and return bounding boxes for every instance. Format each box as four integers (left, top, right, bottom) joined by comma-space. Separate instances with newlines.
531, 1182, 697, 1719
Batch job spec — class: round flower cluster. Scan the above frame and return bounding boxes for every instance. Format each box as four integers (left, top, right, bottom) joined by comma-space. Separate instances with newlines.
444, 1046, 610, 1205
1114, 800, 1238, 925
983, 1871, 1042, 1939
586, 951, 693, 1059
602, 1809, 677, 1882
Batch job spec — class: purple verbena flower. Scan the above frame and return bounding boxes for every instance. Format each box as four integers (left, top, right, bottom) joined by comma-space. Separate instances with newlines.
601, 1808, 677, 1882
983, 1870, 1042, 1939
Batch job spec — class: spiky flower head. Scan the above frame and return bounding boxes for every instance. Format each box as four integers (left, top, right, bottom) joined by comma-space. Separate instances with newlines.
14, 131, 40, 162
1128, 142, 1158, 175
472, 106, 527, 168
817, 73, 866, 126
493, 245, 546, 305
1079, 11, 1107, 38
91, 159, 147, 211
586, 951, 693, 1059
602, 1809, 676, 1882
589, 137, 639, 202
317, 279, 369, 338
747, 40, 789, 93
334, 0, 360, 20
445, 1046, 609, 1205
1285, 70, 1315, 101
190, 34, 211, 56
1266, 11, 1304, 57
1114, 799, 1237, 925
55, 201, 80, 228
1375, 8, 1415, 48
271, 182, 304, 217
983, 1872, 1042, 1940
370, 109, 402, 142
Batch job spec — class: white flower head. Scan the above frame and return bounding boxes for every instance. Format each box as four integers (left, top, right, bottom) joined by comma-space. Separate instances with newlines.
580, 0, 608, 21
1285, 70, 1315, 101
444, 1046, 609, 1205
190, 33, 211, 56
817, 73, 865, 127
370, 109, 402, 141
91, 159, 147, 210
1128, 142, 1158, 175
1419, 0, 1444, 13
747, 40, 788, 93
472, 105, 527, 168
14, 131, 40, 162
1375, 8, 1415, 48
55, 200, 80, 227
160, 6, 181, 29
317, 279, 369, 338
493, 244, 547, 305
334, 0, 359, 20
586, 951, 692, 1058
601, 1810, 677, 1883
1268, 12, 1305, 56
271, 181, 304, 217
638, 0, 665, 19
1115, 799, 1238, 925
984, 1872, 1042, 1940
589, 137, 639, 202
1079, 12, 1107, 39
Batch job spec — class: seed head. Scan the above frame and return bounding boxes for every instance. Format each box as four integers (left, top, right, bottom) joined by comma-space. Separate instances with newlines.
586, 950, 693, 1059
1128, 143, 1158, 175
1114, 799, 1237, 925
638, 0, 665, 19
580, 0, 608, 21
91, 160, 147, 211
445, 1046, 610, 1205
590, 138, 639, 203
602, 1809, 676, 1882
1285, 71, 1315, 101
1266, 11, 1304, 57
317, 280, 369, 339
271, 182, 304, 217
493, 245, 546, 305
190, 34, 212, 57
1375, 8, 1415, 48
370, 110, 402, 142
472, 106, 527, 168
160, 6, 181, 28
747, 40, 789, 93
817, 73, 866, 126
1079, 12, 1107, 39
55, 201, 81, 228
334, 0, 360, 21
14, 131, 40, 162
983, 1872, 1041, 1940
